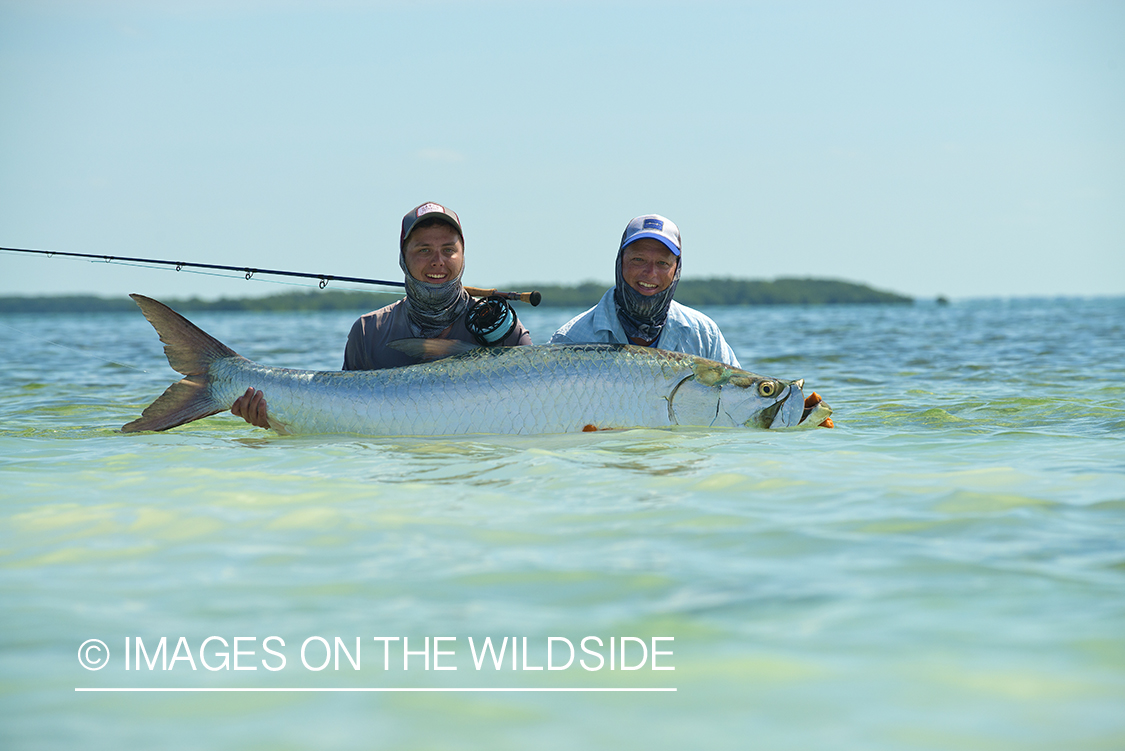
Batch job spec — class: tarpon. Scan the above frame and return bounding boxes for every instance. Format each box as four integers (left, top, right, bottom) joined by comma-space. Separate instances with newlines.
122, 294, 833, 435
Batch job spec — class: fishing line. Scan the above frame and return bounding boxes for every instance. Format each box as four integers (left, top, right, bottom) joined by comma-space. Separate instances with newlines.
0, 245, 406, 289
1, 245, 541, 304
85, 260, 390, 294
0, 321, 149, 372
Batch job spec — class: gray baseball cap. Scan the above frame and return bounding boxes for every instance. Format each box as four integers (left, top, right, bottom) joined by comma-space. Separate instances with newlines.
400, 202, 463, 249
619, 214, 681, 257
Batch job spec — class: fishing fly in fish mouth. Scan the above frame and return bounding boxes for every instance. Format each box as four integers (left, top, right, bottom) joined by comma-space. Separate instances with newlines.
121, 295, 833, 436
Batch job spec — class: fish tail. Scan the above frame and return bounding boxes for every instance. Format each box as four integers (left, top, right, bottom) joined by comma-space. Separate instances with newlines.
121, 294, 240, 433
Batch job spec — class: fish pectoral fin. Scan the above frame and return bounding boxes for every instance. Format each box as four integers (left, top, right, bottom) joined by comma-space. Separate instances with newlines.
388, 338, 481, 361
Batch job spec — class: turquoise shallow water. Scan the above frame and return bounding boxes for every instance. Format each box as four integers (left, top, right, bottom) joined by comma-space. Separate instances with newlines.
2, 297, 1123, 750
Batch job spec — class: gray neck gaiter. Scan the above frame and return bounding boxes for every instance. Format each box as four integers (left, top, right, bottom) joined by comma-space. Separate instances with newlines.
613, 247, 681, 345
399, 253, 471, 338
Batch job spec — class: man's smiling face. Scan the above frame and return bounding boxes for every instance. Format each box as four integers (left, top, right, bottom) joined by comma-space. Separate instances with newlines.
403, 223, 464, 284
621, 238, 678, 296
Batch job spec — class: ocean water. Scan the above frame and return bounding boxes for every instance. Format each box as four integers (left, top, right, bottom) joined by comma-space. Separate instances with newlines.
1, 296, 1123, 750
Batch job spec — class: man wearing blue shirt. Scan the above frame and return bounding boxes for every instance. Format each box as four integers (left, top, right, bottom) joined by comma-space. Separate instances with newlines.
550, 214, 740, 368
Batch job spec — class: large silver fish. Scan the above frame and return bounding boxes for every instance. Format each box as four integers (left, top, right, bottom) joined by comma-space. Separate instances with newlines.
122, 294, 833, 435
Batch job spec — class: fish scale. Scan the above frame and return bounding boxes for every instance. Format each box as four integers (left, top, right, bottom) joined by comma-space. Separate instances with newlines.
123, 295, 831, 436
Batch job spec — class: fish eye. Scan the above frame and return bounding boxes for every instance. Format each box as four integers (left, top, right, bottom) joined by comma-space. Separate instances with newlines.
758, 381, 777, 397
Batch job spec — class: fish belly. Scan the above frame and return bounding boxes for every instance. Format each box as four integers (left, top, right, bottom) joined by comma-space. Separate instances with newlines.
209, 349, 686, 436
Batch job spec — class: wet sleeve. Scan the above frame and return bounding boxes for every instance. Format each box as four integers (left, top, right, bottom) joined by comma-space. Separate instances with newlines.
502, 320, 533, 346
549, 308, 595, 344
342, 318, 367, 371
712, 334, 741, 369
548, 331, 573, 344
721, 343, 741, 369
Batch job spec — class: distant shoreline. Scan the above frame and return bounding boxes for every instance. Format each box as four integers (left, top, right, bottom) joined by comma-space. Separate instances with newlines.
0, 277, 912, 313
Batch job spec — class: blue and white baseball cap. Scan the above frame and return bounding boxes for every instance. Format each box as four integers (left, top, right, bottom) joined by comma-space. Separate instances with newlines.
619, 214, 681, 257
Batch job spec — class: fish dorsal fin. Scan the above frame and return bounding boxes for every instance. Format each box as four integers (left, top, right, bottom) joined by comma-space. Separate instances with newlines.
388, 338, 481, 362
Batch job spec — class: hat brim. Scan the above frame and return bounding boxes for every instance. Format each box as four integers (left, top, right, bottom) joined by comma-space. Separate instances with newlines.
401, 214, 463, 250
400, 203, 464, 249
622, 231, 681, 257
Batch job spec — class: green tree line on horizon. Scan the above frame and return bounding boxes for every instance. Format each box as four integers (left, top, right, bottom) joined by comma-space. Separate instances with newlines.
0, 277, 912, 313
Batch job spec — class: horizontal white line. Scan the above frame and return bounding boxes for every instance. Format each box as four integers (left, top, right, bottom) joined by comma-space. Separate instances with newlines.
76, 687, 675, 693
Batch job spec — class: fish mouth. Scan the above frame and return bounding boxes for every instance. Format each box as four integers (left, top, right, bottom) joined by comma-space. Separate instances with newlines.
800, 391, 834, 428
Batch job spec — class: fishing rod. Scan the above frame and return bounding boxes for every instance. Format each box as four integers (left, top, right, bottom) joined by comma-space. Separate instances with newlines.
0, 245, 542, 306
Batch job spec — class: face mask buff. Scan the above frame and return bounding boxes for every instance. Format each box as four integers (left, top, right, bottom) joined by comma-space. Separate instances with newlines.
613, 246, 681, 345
399, 248, 471, 338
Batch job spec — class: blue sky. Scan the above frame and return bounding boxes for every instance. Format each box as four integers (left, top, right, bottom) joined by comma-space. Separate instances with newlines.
1, 0, 1122, 301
